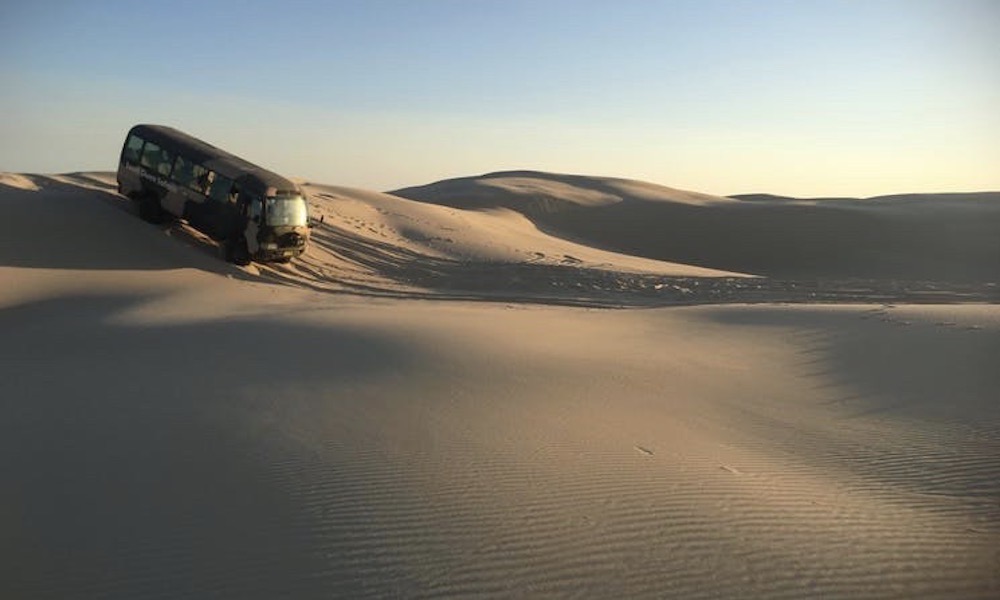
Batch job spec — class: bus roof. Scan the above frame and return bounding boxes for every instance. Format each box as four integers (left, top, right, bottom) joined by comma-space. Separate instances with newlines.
128, 124, 300, 196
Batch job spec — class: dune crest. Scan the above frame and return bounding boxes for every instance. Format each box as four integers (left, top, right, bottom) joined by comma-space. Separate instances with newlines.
392, 169, 734, 213
395, 171, 1000, 282
0, 172, 42, 191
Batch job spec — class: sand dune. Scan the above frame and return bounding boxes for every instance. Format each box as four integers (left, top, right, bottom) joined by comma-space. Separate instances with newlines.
2, 171, 998, 598
395, 171, 1000, 282
290, 181, 744, 302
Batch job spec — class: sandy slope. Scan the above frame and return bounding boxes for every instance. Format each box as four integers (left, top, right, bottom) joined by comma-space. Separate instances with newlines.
2, 172, 998, 599
395, 171, 1000, 282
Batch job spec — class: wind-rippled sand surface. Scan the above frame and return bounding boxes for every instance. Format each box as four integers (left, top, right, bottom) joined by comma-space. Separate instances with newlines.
2, 172, 997, 598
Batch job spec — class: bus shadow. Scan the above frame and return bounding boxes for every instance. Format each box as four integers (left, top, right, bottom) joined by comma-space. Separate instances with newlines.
0, 173, 250, 278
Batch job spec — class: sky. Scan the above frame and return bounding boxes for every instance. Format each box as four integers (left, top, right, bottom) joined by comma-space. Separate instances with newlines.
1, 0, 998, 197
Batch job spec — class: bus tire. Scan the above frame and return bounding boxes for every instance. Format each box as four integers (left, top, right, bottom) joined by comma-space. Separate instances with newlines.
138, 194, 165, 224
225, 237, 251, 266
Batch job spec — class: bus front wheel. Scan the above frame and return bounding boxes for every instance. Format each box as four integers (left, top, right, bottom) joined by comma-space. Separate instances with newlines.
225, 237, 251, 266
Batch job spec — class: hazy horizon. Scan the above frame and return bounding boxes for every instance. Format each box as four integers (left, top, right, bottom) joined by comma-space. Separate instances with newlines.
2, 0, 998, 197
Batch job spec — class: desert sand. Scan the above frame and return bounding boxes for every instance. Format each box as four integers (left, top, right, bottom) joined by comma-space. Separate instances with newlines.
1, 171, 998, 599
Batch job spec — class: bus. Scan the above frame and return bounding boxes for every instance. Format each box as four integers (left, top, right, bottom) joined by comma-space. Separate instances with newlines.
116, 124, 310, 265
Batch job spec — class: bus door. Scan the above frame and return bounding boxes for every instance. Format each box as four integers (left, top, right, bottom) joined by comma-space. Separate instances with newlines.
200, 173, 238, 240
236, 187, 263, 254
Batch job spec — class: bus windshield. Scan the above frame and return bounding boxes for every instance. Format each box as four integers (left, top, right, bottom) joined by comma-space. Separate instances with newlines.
265, 195, 308, 227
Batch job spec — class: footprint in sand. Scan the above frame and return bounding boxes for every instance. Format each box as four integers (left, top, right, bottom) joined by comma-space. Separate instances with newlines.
634, 445, 654, 457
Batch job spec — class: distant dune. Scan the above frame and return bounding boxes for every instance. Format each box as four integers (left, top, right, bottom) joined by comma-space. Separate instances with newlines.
2, 170, 998, 599
395, 171, 1000, 282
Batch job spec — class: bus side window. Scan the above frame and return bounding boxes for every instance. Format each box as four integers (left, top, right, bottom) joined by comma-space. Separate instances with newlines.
123, 134, 145, 164
140, 141, 162, 171
190, 164, 210, 194
172, 155, 195, 187
157, 147, 176, 178
139, 142, 175, 178
207, 173, 233, 203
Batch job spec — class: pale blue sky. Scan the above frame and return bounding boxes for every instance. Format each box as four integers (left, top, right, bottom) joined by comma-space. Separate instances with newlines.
2, 0, 997, 196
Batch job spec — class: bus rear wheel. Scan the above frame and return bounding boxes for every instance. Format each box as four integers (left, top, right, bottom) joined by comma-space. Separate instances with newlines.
138, 194, 166, 224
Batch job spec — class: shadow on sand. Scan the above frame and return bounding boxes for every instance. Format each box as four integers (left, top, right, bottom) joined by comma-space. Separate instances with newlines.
285, 221, 1000, 308
701, 306, 1000, 506
0, 174, 243, 276
0, 292, 421, 599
